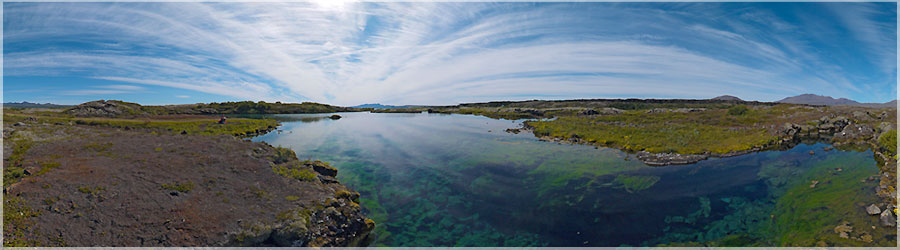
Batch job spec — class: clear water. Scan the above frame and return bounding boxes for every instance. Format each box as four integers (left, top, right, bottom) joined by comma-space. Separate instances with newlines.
250, 112, 890, 247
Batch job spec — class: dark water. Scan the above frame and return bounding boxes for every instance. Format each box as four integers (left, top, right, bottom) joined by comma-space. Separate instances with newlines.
251, 112, 889, 246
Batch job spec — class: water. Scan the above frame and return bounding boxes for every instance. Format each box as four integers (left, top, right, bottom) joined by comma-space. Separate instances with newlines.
251, 112, 891, 247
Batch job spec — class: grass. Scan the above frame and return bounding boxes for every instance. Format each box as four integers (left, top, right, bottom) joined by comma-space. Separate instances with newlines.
4, 136, 34, 187
161, 181, 194, 192
77, 186, 105, 197
3, 112, 279, 137
3, 196, 42, 247
35, 161, 61, 176
84, 142, 113, 152
526, 109, 780, 155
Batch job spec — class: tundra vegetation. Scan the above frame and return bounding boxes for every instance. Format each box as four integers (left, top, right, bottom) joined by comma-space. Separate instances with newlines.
2, 100, 373, 247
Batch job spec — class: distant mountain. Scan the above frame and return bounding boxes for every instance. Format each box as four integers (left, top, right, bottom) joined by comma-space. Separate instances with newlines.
351, 103, 422, 109
776, 94, 896, 108
710, 95, 743, 101
3, 101, 71, 109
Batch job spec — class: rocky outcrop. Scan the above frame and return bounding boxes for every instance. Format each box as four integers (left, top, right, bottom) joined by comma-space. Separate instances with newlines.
65, 100, 146, 117
834, 124, 875, 142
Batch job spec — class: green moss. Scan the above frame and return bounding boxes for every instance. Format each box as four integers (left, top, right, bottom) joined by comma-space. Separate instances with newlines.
284, 195, 300, 201
161, 181, 194, 192
272, 164, 317, 181
877, 129, 896, 157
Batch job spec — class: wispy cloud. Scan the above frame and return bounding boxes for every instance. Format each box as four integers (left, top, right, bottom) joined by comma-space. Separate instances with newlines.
61, 89, 132, 96
3, 2, 896, 104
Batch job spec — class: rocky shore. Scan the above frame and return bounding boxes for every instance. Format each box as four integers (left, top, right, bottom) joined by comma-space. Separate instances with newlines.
3, 118, 373, 246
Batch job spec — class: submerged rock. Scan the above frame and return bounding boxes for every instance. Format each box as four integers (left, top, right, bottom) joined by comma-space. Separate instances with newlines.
867, 204, 882, 215
329, 115, 342, 120
834, 221, 853, 239
880, 209, 896, 227
636, 152, 708, 166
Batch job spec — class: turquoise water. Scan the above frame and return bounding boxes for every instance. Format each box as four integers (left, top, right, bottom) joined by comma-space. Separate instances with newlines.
251, 112, 890, 246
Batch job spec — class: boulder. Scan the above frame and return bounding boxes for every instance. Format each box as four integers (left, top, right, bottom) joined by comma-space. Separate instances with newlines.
867, 204, 882, 215
782, 123, 800, 136
329, 115, 342, 120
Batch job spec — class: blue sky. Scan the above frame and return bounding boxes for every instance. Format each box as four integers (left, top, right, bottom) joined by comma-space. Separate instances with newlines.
3, 2, 897, 105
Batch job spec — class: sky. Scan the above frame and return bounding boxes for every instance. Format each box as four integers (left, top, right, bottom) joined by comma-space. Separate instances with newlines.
3, 1, 897, 106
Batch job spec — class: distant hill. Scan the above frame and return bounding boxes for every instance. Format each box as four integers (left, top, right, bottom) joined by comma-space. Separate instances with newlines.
710, 95, 743, 101
3, 101, 71, 109
777, 94, 896, 108
351, 103, 422, 109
